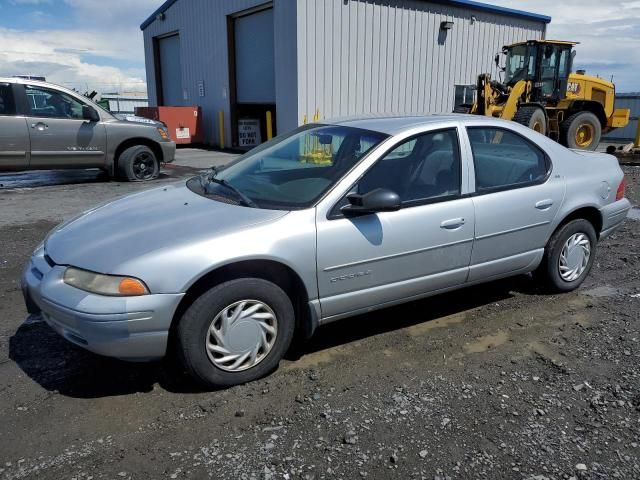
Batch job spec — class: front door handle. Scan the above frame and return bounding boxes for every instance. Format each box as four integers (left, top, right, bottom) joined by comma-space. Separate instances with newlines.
535, 199, 554, 210
440, 218, 465, 230
31, 122, 48, 131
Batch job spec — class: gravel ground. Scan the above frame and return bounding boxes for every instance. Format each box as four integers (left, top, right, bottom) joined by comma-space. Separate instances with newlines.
0, 162, 638, 480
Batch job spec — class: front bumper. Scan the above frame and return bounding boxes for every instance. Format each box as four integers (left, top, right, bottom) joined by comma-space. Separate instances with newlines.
22, 246, 184, 361
161, 141, 176, 164
599, 198, 632, 239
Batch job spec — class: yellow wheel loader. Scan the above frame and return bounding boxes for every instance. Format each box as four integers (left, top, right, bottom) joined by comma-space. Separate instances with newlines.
455, 40, 630, 151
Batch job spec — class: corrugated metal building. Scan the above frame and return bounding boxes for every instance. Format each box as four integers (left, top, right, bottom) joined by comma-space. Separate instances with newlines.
603, 94, 640, 142
141, 0, 550, 148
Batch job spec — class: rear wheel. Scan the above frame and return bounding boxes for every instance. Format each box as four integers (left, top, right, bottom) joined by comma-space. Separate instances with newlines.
535, 219, 597, 292
177, 278, 295, 388
560, 111, 601, 151
513, 106, 547, 135
117, 145, 159, 181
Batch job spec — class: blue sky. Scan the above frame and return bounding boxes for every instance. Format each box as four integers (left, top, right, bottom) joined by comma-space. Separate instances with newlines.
0, 0, 638, 94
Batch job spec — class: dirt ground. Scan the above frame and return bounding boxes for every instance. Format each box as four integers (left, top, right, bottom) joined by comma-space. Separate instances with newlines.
0, 161, 639, 480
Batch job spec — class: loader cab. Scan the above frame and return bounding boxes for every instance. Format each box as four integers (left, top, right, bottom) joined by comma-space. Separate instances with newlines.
502, 41, 576, 105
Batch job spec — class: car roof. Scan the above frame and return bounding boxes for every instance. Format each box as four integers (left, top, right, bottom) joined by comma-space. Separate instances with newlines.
325, 113, 499, 135
0, 76, 75, 92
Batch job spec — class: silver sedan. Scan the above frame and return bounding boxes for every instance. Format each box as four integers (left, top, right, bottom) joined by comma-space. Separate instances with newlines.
22, 115, 631, 388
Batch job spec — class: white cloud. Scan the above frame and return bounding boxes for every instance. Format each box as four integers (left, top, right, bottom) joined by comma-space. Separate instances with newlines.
0, 27, 147, 93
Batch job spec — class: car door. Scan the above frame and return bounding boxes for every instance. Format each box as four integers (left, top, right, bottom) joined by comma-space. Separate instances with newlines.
22, 84, 106, 169
315, 127, 475, 320
463, 125, 565, 282
0, 82, 29, 170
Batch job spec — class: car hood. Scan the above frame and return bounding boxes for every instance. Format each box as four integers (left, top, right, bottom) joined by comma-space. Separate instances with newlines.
45, 183, 288, 273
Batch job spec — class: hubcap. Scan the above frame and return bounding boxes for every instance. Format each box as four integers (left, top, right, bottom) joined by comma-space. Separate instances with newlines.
558, 233, 591, 282
205, 300, 278, 372
575, 124, 594, 148
132, 152, 155, 180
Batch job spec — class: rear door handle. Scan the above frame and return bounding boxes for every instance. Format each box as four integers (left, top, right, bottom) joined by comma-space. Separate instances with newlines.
440, 218, 465, 229
535, 199, 554, 210
31, 122, 48, 130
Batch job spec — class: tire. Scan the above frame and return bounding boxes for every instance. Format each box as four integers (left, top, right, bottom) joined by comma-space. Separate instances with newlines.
513, 106, 547, 135
560, 111, 601, 151
117, 145, 159, 181
453, 105, 472, 114
177, 278, 295, 388
535, 219, 597, 293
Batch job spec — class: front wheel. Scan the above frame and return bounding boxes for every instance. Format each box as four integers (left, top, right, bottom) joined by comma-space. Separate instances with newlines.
513, 106, 547, 135
535, 219, 597, 292
117, 145, 159, 181
177, 278, 295, 388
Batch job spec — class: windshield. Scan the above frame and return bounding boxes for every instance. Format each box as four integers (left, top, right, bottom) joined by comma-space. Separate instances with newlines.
187, 124, 388, 210
504, 45, 536, 85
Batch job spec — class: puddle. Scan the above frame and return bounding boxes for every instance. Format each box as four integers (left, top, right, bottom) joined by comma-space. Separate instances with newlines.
628, 207, 640, 221
464, 331, 509, 353
0, 169, 105, 189
581, 285, 622, 298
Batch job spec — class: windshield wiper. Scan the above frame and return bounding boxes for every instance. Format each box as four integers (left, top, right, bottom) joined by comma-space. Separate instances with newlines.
203, 167, 258, 208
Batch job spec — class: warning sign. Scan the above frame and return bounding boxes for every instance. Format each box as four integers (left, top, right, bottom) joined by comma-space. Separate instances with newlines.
176, 127, 190, 139
238, 119, 261, 147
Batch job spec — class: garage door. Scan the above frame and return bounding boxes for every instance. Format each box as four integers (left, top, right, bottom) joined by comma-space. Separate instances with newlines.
157, 34, 183, 106
234, 8, 275, 104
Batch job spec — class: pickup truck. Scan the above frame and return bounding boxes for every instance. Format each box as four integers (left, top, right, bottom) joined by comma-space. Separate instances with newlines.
0, 77, 175, 181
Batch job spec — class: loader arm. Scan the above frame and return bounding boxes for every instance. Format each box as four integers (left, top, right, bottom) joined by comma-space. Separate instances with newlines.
500, 80, 528, 121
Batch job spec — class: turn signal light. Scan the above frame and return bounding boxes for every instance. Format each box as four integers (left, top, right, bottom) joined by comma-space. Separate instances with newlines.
616, 178, 625, 201
118, 278, 149, 296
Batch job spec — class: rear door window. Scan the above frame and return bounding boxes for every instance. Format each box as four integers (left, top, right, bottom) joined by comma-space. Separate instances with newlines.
0, 84, 17, 116
467, 127, 549, 193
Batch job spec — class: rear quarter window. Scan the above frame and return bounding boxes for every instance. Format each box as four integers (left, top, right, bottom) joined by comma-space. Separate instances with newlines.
467, 127, 550, 193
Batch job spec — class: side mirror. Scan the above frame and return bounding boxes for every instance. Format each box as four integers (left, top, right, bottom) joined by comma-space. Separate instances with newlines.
82, 105, 100, 122
341, 188, 401, 216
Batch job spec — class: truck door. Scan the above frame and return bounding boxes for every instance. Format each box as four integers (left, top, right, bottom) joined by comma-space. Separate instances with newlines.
22, 84, 106, 169
0, 82, 29, 170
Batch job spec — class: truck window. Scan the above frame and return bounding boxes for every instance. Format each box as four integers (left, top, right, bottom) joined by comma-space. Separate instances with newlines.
25, 85, 85, 120
0, 84, 17, 116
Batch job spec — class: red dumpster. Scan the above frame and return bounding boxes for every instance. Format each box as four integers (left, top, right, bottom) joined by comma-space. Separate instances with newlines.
135, 106, 203, 145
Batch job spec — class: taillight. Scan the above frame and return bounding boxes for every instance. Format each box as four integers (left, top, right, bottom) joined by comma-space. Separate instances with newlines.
616, 178, 625, 201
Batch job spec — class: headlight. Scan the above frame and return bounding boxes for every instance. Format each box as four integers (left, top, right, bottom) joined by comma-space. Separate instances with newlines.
157, 127, 170, 140
63, 267, 149, 296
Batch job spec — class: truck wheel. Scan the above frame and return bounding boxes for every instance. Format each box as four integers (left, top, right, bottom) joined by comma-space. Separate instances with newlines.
534, 219, 597, 293
560, 112, 601, 151
513, 107, 547, 135
177, 278, 295, 388
117, 145, 159, 181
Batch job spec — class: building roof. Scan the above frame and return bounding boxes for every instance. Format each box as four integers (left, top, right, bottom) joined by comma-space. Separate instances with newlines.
140, 0, 550, 31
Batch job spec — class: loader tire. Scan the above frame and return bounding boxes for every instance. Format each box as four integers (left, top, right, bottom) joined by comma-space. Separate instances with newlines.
513, 106, 547, 135
560, 111, 601, 151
